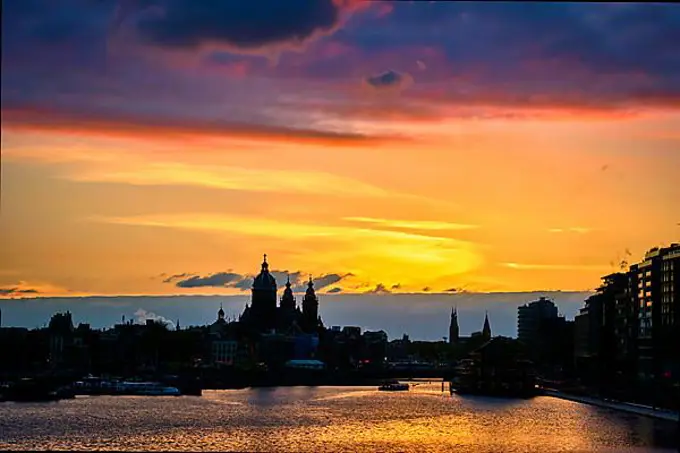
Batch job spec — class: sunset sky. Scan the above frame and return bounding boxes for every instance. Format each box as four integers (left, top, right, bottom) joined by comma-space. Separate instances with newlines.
1, 0, 679, 302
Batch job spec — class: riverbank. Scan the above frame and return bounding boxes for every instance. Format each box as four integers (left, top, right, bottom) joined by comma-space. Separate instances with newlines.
542, 389, 679, 422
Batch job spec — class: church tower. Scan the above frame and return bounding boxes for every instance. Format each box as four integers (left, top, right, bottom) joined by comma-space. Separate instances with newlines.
251, 254, 277, 330
482, 311, 491, 340
302, 276, 319, 333
280, 275, 296, 311
448, 307, 459, 344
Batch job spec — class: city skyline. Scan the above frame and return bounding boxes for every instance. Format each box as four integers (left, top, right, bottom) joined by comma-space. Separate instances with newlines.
2, 2, 679, 299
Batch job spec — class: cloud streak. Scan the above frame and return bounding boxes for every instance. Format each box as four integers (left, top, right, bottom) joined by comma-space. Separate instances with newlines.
166, 270, 350, 293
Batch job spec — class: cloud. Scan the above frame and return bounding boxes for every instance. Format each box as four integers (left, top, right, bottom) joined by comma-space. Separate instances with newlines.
175, 272, 244, 288
422, 286, 432, 292
162, 273, 193, 283
166, 269, 351, 292
0, 280, 78, 298
134, 308, 174, 328
416, 60, 427, 71
364, 70, 413, 91
548, 227, 593, 234
365, 283, 391, 294
327, 287, 343, 293
502, 262, 611, 271
344, 217, 478, 231
1, 105, 395, 147
114, 0, 366, 57
391, 283, 402, 290
95, 213, 483, 285
0, 287, 40, 297
445, 288, 459, 293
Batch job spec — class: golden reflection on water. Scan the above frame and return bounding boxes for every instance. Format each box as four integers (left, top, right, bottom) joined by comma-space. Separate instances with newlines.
0, 383, 675, 452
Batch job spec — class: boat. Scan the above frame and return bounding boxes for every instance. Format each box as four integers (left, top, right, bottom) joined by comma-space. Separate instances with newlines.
114, 381, 181, 396
378, 380, 410, 391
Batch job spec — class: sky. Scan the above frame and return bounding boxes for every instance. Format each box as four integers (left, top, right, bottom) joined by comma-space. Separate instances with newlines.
1, 1, 679, 336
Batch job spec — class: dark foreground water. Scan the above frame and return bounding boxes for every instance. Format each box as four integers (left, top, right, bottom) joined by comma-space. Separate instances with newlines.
0, 383, 677, 452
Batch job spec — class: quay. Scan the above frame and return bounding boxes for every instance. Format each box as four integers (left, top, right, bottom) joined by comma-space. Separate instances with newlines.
542, 389, 680, 422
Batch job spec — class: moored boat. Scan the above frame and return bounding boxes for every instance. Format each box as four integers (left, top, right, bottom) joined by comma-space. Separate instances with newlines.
378, 380, 410, 391
115, 381, 181, 396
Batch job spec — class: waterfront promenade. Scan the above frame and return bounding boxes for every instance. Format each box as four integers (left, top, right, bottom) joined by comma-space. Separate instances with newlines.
542, 389, 680, 422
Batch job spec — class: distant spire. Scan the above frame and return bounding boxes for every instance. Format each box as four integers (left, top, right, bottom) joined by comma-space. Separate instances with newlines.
262, 253, 268, 270
482, 311, 491, 339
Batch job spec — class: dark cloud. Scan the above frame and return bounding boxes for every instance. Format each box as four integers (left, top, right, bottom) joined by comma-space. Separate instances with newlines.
307, 273, 350, 291
167, 269, 350, 292
327, 287, 343, 293
365, 283, 391, 294
162, 273, 193, 284
445, 288, 459, 293
117, 0, 355, 54
0, 287, 40, 297
3, 1, 679, 134
422, 287, 432, 292
364, 70, 412, 90
175, 272, 244, 288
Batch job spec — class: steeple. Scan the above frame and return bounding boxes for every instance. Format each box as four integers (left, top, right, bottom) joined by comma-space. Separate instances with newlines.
280, 274, 296, 310
218, 303, 225, 321
250, 254, 278, 331
302, 275, 319, 333
449, 306, 459, 344
482, 311, 491, 340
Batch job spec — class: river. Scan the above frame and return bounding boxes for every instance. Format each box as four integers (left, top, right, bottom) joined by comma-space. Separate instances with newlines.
0, 383, 677, 452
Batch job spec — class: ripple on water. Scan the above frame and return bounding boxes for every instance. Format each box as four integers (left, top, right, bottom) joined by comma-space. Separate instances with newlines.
0, 384, 676, 452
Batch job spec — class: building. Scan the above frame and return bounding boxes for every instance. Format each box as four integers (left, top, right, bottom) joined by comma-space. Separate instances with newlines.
518, 297, 573, 377
448, 308, 459, 344
444, 310, 492, 350
633, 244, 680, 383
517, 297, 558, 346
239, 255, 324, 335
211, 340, 238, 366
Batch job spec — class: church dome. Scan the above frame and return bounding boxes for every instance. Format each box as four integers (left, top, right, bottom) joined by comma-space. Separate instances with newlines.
253, 254, 277, 290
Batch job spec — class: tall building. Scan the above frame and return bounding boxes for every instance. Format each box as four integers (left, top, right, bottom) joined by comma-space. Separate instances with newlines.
449, 307, 459, 344
632, 244, 680, 381
517, 297, 574, 375
517, 297, 559, 346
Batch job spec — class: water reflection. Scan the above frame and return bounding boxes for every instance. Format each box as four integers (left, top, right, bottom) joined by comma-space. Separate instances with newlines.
0, 383, 676, 452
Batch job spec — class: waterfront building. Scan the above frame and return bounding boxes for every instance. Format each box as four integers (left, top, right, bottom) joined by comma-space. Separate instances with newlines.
517, 297, 558, 345
632, 244, 680, 383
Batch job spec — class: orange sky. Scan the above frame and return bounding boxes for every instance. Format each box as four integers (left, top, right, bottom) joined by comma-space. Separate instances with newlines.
2, 109, 679, 298
1, 1, 679, 298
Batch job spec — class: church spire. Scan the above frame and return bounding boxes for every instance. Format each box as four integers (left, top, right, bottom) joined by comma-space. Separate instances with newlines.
482, 311, 491, 340
449, 306, 459, 344
280, 273, 295, 310
262, 253, 268, 271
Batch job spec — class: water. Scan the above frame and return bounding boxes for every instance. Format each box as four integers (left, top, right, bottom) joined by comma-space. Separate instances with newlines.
0, 384, 677, 452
